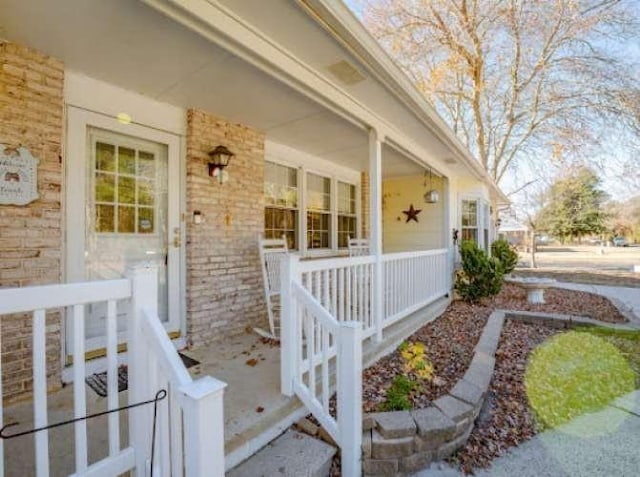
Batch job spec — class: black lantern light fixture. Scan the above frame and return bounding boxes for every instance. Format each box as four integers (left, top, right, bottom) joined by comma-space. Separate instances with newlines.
423, 168, 440, 204
208, 145, 235, 184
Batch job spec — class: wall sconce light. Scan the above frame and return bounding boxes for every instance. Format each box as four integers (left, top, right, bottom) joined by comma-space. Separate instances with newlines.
495, 218, 502, 228
208, 145, 235, 184
423, 168, 440, 203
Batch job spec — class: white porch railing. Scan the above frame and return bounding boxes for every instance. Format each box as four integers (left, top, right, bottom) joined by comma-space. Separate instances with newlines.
0, 264, 226, 477
382, 249, 450, 326
281, 257, 363, 477
280, 249, 450, 476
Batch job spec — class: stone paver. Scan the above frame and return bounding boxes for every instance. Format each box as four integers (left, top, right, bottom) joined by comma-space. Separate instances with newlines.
411, 407, 456, 440
370, 410, 417, 438
449, 379, 484, 409
433, 395, 474, 423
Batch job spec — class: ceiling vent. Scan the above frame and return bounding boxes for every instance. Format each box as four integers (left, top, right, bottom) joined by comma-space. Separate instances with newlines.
327, 60, 365, 85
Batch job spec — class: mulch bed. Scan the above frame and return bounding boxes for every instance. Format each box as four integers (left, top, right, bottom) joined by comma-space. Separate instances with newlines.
362, 283, 627, 412
448, 319, 559, 473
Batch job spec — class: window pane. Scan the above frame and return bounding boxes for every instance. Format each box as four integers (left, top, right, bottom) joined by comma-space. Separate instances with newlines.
118, 147, 136, 175
118, 205, 135, 233
338, 215, 357, 248
307, 211, 330, 249
461, 228, 477, 243
118, 177, 136, 204
338, 181, 356, 215
265, 207, 297, 250
138, 207, 154, 234
138, 151, 155, 177
95, 173, 115, 203
307, 173, 330, 212
96, 204, 114, 232
138, 179, 154, 206
96, 142, 115, 172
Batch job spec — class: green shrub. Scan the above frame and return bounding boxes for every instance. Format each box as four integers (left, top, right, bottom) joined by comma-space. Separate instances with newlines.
455, 241, 504, 302
379, 375, 416, 411
491, 239, 519, 274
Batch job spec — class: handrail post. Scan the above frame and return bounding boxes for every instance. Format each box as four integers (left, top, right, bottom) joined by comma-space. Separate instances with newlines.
180, 376, 227, 477
338, 321, 362, 477
127, 263, 158, 477
280, 254, 300, 396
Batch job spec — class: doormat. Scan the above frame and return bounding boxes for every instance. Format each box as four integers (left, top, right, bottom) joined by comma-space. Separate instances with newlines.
85, 353, 200, 397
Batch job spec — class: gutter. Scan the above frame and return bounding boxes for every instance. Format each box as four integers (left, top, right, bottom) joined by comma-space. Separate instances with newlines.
297, 0, 509, 204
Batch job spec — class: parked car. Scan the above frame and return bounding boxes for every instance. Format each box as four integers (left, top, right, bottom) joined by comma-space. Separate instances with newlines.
613, 237, 628, 247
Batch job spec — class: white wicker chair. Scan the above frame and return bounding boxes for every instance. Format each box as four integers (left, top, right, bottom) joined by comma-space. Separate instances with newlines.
256, 235, 289, 339
348, 236, 370, 256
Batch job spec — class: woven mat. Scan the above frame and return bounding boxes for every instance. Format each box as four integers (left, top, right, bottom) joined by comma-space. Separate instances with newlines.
85, 353, 200, 397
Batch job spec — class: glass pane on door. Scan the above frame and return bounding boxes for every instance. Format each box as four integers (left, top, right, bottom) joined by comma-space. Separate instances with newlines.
85, 130, 169, 339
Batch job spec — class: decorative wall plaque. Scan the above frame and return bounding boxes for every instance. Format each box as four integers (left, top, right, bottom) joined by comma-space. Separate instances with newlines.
0, 145, 39, 205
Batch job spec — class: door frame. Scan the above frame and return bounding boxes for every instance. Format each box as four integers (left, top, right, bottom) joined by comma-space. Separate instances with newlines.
64, 106, 185, 361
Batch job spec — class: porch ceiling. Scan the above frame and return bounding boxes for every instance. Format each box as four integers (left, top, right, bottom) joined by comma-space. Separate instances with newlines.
0, 0, 426, 178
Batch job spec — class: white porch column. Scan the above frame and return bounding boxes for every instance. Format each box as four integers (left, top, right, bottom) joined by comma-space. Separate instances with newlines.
369, 128, 384, 341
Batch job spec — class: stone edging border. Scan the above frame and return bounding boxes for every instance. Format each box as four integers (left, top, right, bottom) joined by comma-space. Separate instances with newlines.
361, 309, 640, 476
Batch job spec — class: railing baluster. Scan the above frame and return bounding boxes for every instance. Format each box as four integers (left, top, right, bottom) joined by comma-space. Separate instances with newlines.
169, 384, 184, 477
106, 300, 120, 458
307, 313, 316, 400
72, 304, 88, 473
321, 328, 329, 413
338, 268, 345, 322
33, 309, 49, 477
331, 268, 337, 320
346, 265, 352, 321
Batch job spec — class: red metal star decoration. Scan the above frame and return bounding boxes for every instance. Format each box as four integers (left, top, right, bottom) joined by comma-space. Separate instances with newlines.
402, 203, 422, 223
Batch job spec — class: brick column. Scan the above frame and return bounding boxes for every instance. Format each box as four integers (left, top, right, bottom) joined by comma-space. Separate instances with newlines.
0, 41, 64, 402
185, 109, 267, 347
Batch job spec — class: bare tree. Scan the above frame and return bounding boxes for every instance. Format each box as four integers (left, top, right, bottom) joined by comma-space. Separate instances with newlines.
358, 0, 640, 186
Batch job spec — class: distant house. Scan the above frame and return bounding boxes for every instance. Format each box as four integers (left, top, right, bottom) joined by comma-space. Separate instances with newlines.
0, 0, 508, 475
498, 220, 529, 247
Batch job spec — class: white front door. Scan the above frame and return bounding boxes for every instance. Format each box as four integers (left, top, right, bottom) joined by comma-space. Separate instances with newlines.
66, 109, 182, 356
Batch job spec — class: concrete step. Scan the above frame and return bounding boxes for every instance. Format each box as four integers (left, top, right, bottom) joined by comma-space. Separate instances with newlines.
227, 429, 337, 477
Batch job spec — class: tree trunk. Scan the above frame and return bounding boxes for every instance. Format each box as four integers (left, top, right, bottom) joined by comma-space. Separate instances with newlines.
530, 231, 537, 268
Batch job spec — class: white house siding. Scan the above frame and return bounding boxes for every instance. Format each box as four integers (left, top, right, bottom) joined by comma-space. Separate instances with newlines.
382, 175, 446, 253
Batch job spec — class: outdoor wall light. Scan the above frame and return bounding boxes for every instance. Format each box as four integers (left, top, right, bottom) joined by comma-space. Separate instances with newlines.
423, 168, 440, 203
495, 218, 502, 228
208, 145, 235, 184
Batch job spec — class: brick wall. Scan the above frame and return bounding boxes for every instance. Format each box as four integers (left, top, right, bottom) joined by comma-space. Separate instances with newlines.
361, 171, 370, 239
0, 42, 64, 402
185, 109, 267, 347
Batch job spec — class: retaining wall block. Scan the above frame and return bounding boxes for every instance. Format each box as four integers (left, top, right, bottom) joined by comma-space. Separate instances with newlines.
400, 451, 434, 473
370, 411, 417, 439
411, 407, 456, 442
363, 458, 399, 476
371, 430, 415, 459
450, 378, 485, 411
433, 395, 474, 423
363, 429, 372, 458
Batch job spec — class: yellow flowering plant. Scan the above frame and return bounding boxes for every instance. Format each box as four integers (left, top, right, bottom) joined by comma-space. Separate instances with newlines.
399, 341, 434, 381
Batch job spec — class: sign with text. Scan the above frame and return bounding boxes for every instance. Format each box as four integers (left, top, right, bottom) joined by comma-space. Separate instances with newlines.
0, 145, 39, 205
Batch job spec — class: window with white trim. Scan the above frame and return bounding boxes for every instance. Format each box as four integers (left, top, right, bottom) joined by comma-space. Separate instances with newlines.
337, 181, 357, 248
263, 161, 358, 253
264, 162, 298, 250
306, 173, 332, 250
461, 199, 478, 243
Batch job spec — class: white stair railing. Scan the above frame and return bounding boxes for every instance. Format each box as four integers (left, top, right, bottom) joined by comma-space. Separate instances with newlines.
0, 264, 226, 477
281, 256, 362, 477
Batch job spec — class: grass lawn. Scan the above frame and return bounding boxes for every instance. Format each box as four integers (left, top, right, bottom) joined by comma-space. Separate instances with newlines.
525, 327, 640, 429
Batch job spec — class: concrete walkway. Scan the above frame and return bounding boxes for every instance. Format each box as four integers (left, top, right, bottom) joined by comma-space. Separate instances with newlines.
414, 391, 640, 477
553, 282, 640, 325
